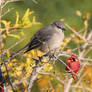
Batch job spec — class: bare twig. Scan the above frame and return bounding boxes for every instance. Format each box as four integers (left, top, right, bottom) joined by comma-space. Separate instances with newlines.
72, 85, 92, 92
27, 63, 45, 92
79, 31, 92, 58
65, 23, 86, 41
82, 31, 92, 49
75, 70, 88, 86
1, 8, 14, 17
38, 71, 64, 84
64, 78, 73, 92
0, 43, 28, 67
32, 0, 38, 4
1, 0, 22, 9
4, 63, 16, 92
1, 26, 25, 32
0, 38, 25, 57
53, 55, 78, 79
58, 52, 92, 61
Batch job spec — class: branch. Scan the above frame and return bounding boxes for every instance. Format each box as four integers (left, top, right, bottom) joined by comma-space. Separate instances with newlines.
27, 62, 46, 92
4, 63, 16, 92
27, 54, 51, 92
53, 55, 78, 79
0, 42, 28, 67
1, 0, 22, 9
58, 52, 92, 61
1, 8, 14, 17
65, 23, 86, 41
32, 0, 38, 4
64, 78, 73, 92
0, 38, 25, 58
1, 26, 25, 32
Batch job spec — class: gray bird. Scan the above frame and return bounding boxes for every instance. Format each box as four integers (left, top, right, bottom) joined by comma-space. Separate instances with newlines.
2, 21, 65, 64
24, 21, 65, 53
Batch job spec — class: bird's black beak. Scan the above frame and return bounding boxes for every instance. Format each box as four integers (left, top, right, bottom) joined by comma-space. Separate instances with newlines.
62, 28, 66, 31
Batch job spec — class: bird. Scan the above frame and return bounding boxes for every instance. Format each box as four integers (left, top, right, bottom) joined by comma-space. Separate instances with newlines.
24, 21, 65, 54
3, 21, 65, 64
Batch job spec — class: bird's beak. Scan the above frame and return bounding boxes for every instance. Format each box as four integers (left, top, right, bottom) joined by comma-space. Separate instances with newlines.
62, 28, 66, 31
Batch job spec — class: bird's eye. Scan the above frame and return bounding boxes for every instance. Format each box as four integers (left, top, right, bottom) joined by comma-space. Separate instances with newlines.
57, 26, 66, 31
56, 25, 61, 29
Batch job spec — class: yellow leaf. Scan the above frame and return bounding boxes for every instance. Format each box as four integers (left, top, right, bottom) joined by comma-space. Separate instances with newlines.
1, 20, 11, 27
22, 81, 27, 87
32, 16, 36, 24
6, 50, 11, 57
32, 16, 42, 25
7, 33, 20, 39
60, 18, 64, 21
22, 9, 34, 20
20, 31, 24, 36
14, 12, 20, 27
86, 12, 91, 20
56, 88, 59, 92
16, 71, 22, 76
16, 12, 19, 24
84, 20, 88, 27
21, 9, 34, 27
24, 89, 27, 92
3, 34, 7, 39
43, 63, 53, 71
26, 58, 31, 65
37, 76, 49, 88
84, 66, 92, 81
76, 10, 82, 16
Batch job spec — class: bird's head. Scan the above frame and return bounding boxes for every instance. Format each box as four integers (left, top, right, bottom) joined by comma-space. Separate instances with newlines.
53, 21, 65, 32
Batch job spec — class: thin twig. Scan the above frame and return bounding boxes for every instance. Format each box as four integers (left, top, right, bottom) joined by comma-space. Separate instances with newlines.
64, 78, 73, 92
58, 52, 92, 61
53, 55, 78, 79
32, 0, 38, 4
27, 60, 46, 92
0, 41, 28, 67
4, 63, 16, 92
1, 8, 14, 17
0, 38, 25, 57
72, 85, 92, 92
65, 23, 86, 41
38, 71, 64, 84
1, 0, 22, 9
1, 26, 25, 32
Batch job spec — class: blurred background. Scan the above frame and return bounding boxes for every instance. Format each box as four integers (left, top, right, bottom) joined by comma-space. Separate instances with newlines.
1, 0, 92, 92
3, 0, 92, 50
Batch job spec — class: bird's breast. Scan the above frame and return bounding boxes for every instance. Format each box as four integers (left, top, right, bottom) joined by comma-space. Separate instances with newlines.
39, 29, 64, 52
49, 31, 64, 48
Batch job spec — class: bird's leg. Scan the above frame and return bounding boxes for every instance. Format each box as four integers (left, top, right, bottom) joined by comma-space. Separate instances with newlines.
32, 58, 40, 66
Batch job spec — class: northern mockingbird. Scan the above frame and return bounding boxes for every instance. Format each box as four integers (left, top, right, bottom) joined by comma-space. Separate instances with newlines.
24, 21, 65, 53
1, 21, 65, 65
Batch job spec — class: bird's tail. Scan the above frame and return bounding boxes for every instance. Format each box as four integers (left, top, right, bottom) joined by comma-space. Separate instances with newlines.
2, 43, 29, 65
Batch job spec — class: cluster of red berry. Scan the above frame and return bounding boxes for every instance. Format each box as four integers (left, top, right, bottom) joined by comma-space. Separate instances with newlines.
66, 54, 80, 79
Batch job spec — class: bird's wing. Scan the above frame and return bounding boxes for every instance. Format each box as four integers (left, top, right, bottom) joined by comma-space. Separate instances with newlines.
24, 36, 42, 53
25, 25, 55, 53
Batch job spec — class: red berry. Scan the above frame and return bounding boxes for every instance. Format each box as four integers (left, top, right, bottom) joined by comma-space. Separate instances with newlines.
66, 54, 80, 79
